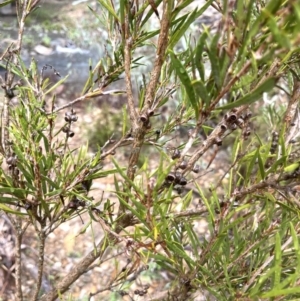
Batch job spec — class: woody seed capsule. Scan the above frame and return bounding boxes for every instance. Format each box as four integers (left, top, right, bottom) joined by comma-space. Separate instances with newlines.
179, 177, 187, 186
227, 114, 237, 122
140, 114, 148, 123
192, 164, 200, 173
172, 149, 181, 159
178, 160, 187, 170
166, 172, 176, 182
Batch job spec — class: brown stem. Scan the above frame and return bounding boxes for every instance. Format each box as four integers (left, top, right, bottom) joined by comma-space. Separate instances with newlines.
124, 12, 138, 130
143, 0, 170, 112
31, 230, 46, 301
38, 235, 110, 301
126, 0, 171, 180
15, 230, 23, 301
39, 213, 133, 301
284, 79, 300, 146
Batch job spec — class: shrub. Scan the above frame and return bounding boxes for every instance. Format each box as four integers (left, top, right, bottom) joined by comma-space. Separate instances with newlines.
1, 0, 300, 300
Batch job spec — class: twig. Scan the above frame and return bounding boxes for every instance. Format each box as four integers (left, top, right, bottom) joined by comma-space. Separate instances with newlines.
46, 89, 126, 115
1, 0, 32, 155
143, 0, 171, 112
284, 80, 300, 146
160, 207, 208, 220
39, 213, 133, 301
124, 12, 138, 130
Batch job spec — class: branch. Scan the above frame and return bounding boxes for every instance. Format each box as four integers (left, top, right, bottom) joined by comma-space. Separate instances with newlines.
15, 229, 23, 301
32, 230, 46, 301
46, 89, 126, 115
126, 0, 171, 181
38, 236, 109, 301
39, 213, 133, 301
1, 0, 30, 155
284, 79, 300, 146
124, 12, 138, 130
143, 0, 171, 112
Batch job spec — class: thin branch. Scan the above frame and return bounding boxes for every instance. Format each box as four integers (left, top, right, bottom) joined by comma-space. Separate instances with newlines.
15, 231, 23, 301
39, 213, 133, 301
162, 207, 208, 220
284, 79, 300, 146
46, 89, 126, 115
143, 0, 171, 112
208, 60, 251, 111
39, 236, 109, 301
124, 12, 138, 130
126, 0, 171, 181
31, 230, 46, 301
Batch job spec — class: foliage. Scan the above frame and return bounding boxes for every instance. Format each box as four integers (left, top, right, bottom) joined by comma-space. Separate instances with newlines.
1, 0, 300, 300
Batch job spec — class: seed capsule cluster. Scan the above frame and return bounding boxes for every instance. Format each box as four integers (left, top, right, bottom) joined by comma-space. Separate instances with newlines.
265, 131, 280, 168
6, 153, 17, 169
217, 110, 253, 144
6, 153, 19, 177
139, 109, 154, 129
164, 147, 200, 193
134, 284, 150, 297
63, 109, 78, 138
166, 172, 187, 186
68, 197, 85, 210
167, 149, 188, 192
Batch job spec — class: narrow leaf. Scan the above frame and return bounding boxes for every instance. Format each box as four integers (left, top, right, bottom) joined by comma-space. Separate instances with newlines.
0, 204, 26, 215
169, 51, 199, 119
97, 0, 120, 21
218, 77, 276, 110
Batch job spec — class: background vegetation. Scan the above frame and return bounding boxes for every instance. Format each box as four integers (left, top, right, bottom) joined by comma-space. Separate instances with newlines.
1, 0, 300, 300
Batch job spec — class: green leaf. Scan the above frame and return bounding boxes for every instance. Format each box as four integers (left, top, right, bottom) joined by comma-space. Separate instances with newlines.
117, 194, 146, 223
111, 158, 143, 195
274, 232, 282, 288
245, 148, 259, 183
138, 0, 163, 28
261, 287, 300, 298
172, 0, 213, 22
192, 80, 209, 108
169, 51, 199, 119
166, 240, 195, 266
266, 13, 291, 49
168, 8, 198, 50
97, 0, 120, 22
284, 162, 299, 173
195, 31, 208, 81
44, 75, 69, 95
218, 77, 276, 110
257, 147, 266, 180
207, 34, 221, 90
0, 0, 13, 8
0, 187, 28, 199
0, 204, 26, 216
195, 182, 215, 223
266, 156, 285, 175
